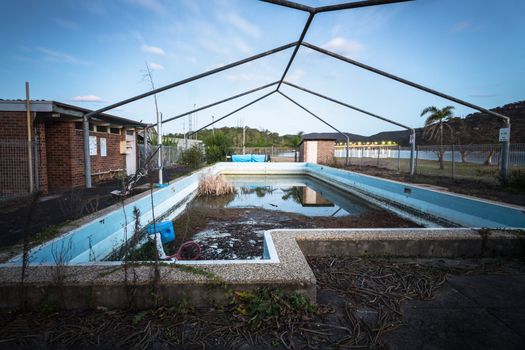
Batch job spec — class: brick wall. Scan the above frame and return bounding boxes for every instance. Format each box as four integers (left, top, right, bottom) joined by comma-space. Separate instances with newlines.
0, 111, 48, 196
70, 128, 126, 188
316, 140, 335, 165
1, 110, 135, 195
297, 140, 335, 164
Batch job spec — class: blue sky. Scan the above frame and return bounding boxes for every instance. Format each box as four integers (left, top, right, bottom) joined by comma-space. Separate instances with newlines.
1, 0, 524, 136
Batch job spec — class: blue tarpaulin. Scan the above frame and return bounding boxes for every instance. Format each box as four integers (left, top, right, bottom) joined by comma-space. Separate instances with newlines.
231, 154, 267, 162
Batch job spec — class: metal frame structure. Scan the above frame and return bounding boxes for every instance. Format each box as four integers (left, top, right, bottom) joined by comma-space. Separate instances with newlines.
81, 0, 511, 187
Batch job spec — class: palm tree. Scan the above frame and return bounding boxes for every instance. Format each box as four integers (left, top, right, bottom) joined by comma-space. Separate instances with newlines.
288, 131, 304, 162
420, 106, 455, 170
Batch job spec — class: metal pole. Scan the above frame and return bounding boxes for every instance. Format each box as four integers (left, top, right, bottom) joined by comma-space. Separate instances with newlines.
278, 92, 349, 157
301, 38, 512, 177
260, 0, 314, 13
397, 145, 401, 172
188, 91, 276, 138
277, 12, 315, 89
409, 130, 416, 176
143, 125, 148, 168
25, 82, 34, 193
414, 145, 419, 175
157, 112, 163, 185
345, 137, 349, 166
301, 42, 510, 122
242, 124, 246, 155
314, 0, 413, 13
451, 144, 456, 179
152, 81, 278, 128
377, 146, 380, 166
282, 82, 412, 130
83, 43, 296, 119
501, 122, 511, 182
83, 115, 92, 188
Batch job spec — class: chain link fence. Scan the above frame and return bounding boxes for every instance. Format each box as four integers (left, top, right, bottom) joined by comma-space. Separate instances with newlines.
336, 143, 525, 182
0, 140, 38, 198
139, 144, 181, 169
232, 147, 297, 162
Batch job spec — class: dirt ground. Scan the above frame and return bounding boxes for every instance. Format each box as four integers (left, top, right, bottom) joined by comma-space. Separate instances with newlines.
131, 204, 419, 261
0, 166, 190, 255
344, 165, 525, 206
0, 257, 522, 349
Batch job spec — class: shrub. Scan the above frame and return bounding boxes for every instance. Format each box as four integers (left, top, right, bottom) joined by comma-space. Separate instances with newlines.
204, 132, 232, 163
506, 169, 525, 190
179, 146, 203, 170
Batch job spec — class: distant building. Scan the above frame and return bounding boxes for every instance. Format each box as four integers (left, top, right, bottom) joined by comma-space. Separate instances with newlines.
298, 133, 338, 164
298, 132, 398, 164
0, 100, 145, 197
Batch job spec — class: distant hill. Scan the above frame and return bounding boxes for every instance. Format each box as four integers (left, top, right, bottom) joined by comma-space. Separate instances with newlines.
366, 100, 525, 146
164, 100, 524, 147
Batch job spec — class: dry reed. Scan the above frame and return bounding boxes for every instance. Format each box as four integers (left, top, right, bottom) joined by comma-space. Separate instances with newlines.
198, 172, 235, 196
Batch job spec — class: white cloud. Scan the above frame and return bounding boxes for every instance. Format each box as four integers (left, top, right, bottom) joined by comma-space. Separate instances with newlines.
321, 37, 363, 57
287, 69, 305, 83
149, 62, 164, 70
53, 18, 80, 30
232, 37, 252, 55
451, 20, 472, 33
200, 40, 230, 56
225, 73, 268, 82
186, 56, 197, 64
219, 13, 261, 38
127, 0, 165, 13
37, 47, 89, 65
468, 93, 499, 98
141, 44, 165, 55
71, 95, 104, 102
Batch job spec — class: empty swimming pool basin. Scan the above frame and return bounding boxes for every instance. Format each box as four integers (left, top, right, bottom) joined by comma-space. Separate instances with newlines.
6, 162, 525, 265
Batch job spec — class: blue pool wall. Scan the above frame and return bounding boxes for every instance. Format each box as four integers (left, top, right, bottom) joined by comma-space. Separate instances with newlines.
7, 162, 525, 265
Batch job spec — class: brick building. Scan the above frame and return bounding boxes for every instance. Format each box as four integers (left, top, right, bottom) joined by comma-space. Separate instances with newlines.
0, 100, 145, 197
298, 133, 338, 164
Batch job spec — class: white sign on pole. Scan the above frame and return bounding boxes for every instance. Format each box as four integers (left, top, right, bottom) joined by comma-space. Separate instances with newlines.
89, 136, 97, 155
499, 128, 510, 142
409, 133, 415, 145
100, 138, 107, 157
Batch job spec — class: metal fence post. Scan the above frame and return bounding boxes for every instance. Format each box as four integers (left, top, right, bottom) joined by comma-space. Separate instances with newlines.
415, 146, 419, 175
361, 147, 364, 167
397, 145, 401, 172
451, 144, 455, 179
376, 147, 380, 166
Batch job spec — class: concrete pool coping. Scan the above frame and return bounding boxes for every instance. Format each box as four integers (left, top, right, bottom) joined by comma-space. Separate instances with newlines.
0, 227, 523, 309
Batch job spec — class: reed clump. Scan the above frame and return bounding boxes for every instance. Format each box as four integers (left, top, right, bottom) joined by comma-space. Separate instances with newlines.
198, 172, 235, 196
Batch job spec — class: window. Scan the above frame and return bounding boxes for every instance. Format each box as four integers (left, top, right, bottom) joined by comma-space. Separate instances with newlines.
96, 126, 108, 133
110, 127, 120, 134
126, 130, 134, 136
75, 122, 82, 130
89, 123, 94, 131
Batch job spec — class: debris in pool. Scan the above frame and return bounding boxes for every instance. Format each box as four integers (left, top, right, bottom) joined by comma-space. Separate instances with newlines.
269, 203, 278, 207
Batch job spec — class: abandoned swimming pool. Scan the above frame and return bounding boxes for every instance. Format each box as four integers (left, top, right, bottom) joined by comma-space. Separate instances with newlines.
5, 162, 525, 265
129, 174, 418, 260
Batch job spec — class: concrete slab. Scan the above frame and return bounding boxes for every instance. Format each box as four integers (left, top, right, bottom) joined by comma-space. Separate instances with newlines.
384, 307, 525, 350
447, 274, 525, 308
384, 274, 525, 350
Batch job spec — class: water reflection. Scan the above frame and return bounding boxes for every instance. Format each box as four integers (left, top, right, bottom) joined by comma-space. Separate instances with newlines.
208, 175, 375, 217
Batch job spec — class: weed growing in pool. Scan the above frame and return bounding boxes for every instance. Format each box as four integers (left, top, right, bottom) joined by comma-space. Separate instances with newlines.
198, 172, 235, 196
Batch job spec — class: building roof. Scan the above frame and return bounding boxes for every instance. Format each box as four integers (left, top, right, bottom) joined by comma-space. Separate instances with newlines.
0, 99, 146, 127
300, 132, 367, 143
